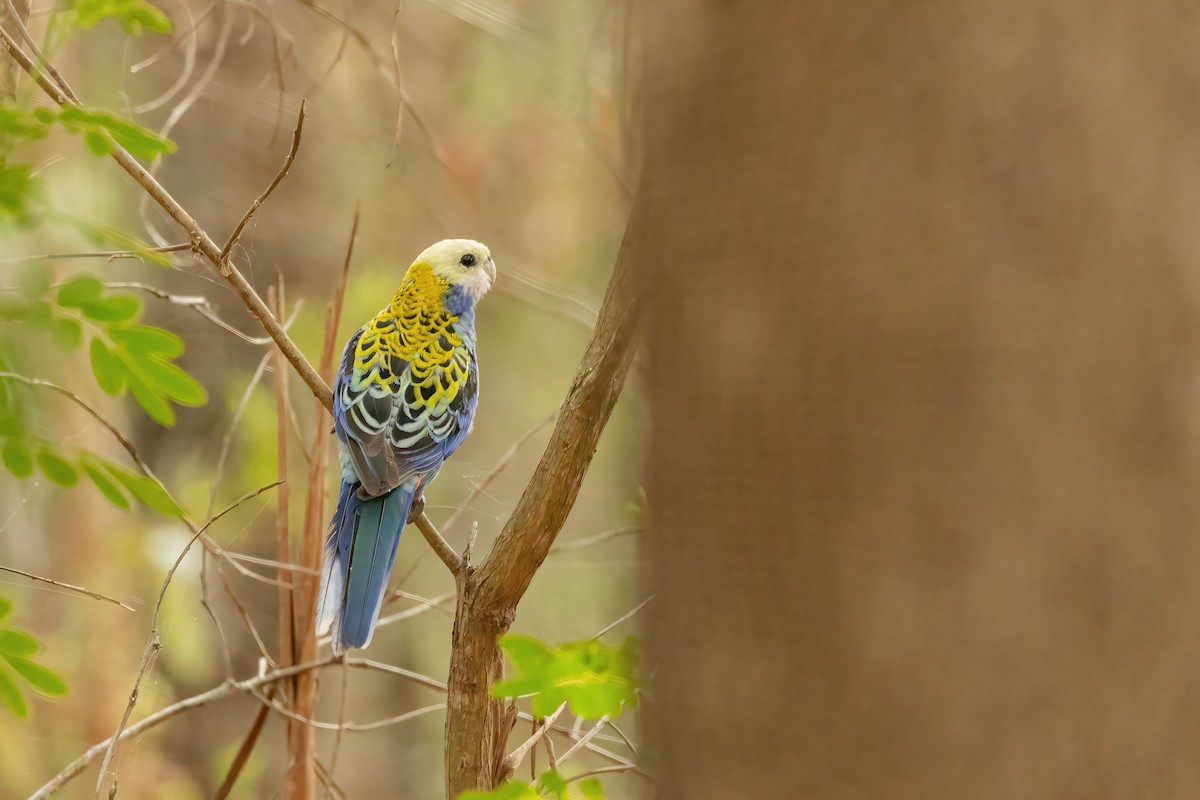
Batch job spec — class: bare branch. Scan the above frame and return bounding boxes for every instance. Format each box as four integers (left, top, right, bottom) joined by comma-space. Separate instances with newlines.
440, 410, 558, 535
563, 764, 654, 785
500, 702, 567, 781
0, 24, 333, 410
30, 657, 344, 800
219, 100, 306, 263
0, 242, 192, 264
591, 595, 653, 640
445, 220, 641, 795
93, 482, 283, 798
556, 715, 609, 767
214, 687, 275, 800
0, 565, 134, 612
414, 513, 462, 573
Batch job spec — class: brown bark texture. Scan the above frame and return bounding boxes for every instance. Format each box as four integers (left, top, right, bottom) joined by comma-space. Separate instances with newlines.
643, 3, 1200, 800
444, 229, 640, 796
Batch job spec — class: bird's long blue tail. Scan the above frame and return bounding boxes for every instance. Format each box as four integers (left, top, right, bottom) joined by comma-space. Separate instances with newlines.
316, 481, 413, 655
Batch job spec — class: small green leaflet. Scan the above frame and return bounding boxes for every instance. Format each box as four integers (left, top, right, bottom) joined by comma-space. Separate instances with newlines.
0, 105, 51, 141
1, 439, 33, 478
36, 448, 78, 487
0, 160, 47, 228
72, 0, 173, 35
0, 410, 180, 516
36, 106, 175, 161
491, 635, 640, 719
41, 274, 207, 425
64, 219, 174, 266
0, 598, 67, 718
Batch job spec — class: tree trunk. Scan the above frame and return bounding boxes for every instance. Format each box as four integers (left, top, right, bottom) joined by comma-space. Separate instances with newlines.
644, 3, 1200, 799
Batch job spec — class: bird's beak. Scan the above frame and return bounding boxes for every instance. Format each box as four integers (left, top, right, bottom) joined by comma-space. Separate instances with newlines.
484, 258, 497, 285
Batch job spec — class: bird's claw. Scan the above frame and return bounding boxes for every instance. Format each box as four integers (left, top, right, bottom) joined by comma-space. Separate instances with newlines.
407, 493, 426, 524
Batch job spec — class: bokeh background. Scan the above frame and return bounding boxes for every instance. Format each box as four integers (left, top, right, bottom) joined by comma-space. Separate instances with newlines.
0, 1, 644, 797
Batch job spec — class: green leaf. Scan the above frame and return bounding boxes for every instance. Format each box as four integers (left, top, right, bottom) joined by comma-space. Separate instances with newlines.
4, 657, 67, 696
458, 782, 540, 800
81, 458, 131, 510
137, 356, 206, 406
126, 369, 174, 426
110, 325, 183, 358
105, 462, 182, 518
49, 316, 83, 350
0, 629, 37, 657
54, 106, 175, 161
578, 781, 605, 800
0, 598, 10, 619
90, 338, 127, 396
492, 635, 640, 720
57, 275, 103, 308
0, 665, 27, 717
0, 161, 46, 225
72, 0, 173, 35
539, 770, 569, 797
82, 294, 140, 323
2, 440, 33, 478
36, 449, 78, 487
0, 105, 51, 141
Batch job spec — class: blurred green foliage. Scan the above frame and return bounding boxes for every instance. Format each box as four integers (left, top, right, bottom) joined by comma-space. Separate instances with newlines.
0, 597, 67, 717
492, 634, 639, 719
460, 769, 606, 800
69, 0, 173, 37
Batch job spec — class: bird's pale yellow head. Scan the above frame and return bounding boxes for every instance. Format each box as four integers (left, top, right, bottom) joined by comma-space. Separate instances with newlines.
412, 239, 495, 305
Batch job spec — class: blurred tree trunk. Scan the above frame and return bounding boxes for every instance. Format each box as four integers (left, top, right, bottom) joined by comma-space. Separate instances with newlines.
643, 3, 1200, 800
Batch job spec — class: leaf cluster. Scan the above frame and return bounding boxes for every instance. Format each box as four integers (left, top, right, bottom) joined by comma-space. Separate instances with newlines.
1, 269, 206, 426
0, 598, 67, 718
459, 770, 605, 800
492, 635, 640, 719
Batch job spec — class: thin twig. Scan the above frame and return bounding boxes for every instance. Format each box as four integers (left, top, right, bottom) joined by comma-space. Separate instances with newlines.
415, 513, 461, 574
326, 662, 350, 793
2, 0, 76, 103
343, 657, 447, 692
0, 25, 334, 409
219, 99, 306, 264
500, 702, 567, 780
556, 715, 609, 766
92, 482, 283, 798
0, 565, 133, 611
0, 242, 192, 264
214, 687, 275, 800
551, 526, 643, 554
29, 657, 348, 800
440, 410, 558, 534
253, 690, 445, 732
0, 26, 464, 573
591, 595, 653, 640
563, 764, 653, 785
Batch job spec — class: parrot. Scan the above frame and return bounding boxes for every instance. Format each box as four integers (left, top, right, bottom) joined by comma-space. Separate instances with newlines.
316, 239, 496, 655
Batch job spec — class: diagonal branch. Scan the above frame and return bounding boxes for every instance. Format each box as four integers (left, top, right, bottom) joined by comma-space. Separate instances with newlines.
0, 565, 134, 612
219, 100, 306, 263
0, 24, 461, 571
0, 25, 332, 411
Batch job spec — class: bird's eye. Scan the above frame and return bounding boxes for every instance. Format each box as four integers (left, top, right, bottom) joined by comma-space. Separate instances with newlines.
460, 253, 477, 267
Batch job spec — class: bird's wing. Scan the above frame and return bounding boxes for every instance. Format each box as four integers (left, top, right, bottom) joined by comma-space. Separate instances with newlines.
333, 321, 478, 497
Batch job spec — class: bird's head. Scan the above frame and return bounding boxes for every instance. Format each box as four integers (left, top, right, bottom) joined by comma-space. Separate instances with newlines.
412, 238, 496, 305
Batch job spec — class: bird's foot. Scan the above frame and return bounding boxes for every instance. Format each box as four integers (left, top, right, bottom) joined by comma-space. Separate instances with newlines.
407, 493, 426, 524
